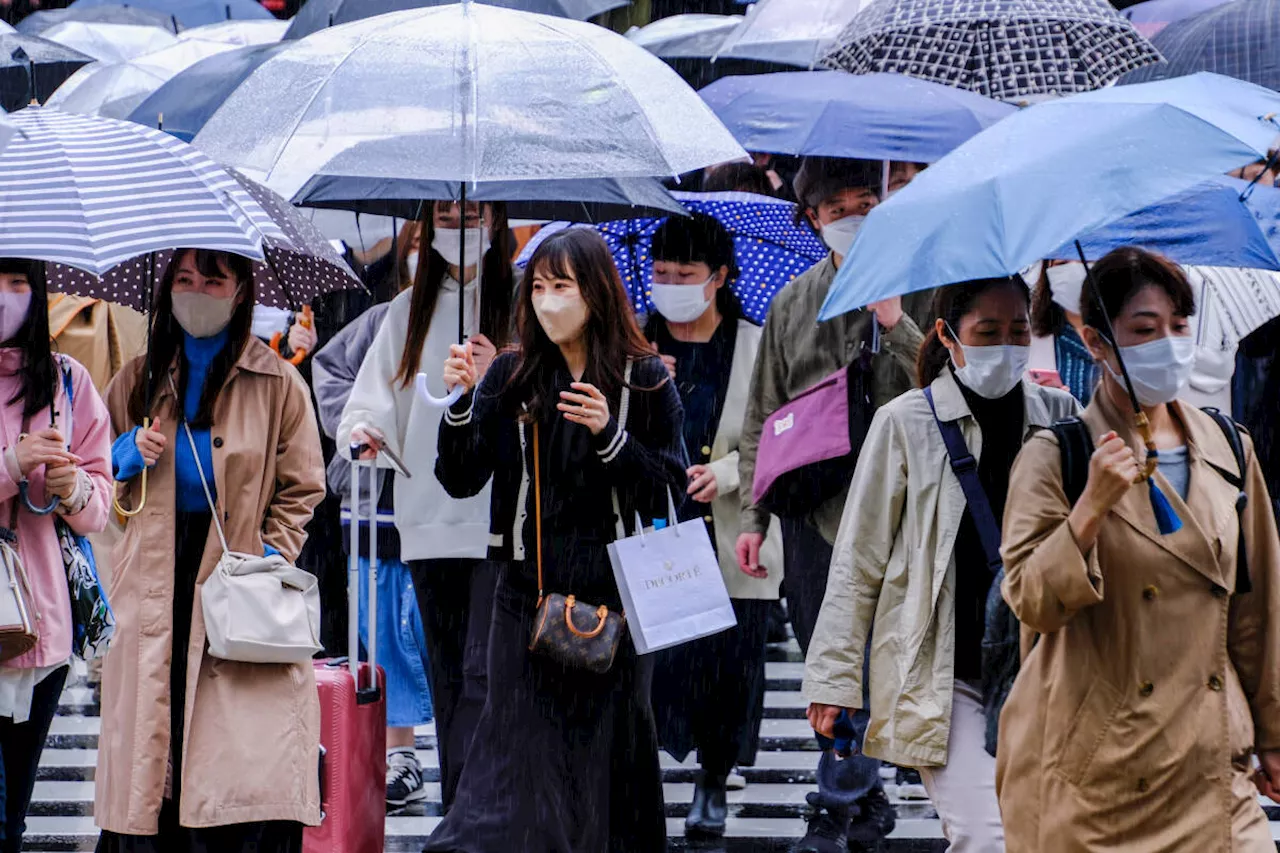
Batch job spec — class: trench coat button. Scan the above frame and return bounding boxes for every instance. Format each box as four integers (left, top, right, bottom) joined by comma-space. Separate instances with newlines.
1139, 681, 1154, 698
1137, 778, 1150, 793
1142, 585, 1158, 601
703, 515, 713, 523
701, 445, 712, 458
1212, 585, 1229, 599
212, 437, 224, 448
1208, 675, 1223, 692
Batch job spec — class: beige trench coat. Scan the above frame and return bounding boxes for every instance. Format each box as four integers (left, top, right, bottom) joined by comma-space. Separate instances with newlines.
96, 338, 326, 834
700, 319, 783, 599
803, 369, 1079, 767
998, 388, 1280, 852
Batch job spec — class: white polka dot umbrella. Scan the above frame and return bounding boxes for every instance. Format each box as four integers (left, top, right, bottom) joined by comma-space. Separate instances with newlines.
48, 169, 363, 311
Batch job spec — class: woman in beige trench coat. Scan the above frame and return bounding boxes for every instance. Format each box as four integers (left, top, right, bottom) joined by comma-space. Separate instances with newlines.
999, 247, 1280, 852
94, 250, 325, 851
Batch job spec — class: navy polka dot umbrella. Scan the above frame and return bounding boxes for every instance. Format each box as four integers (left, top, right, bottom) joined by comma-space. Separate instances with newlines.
821, 0, 1163, 102
516, 191, 827, 324
48, 168, 363, 311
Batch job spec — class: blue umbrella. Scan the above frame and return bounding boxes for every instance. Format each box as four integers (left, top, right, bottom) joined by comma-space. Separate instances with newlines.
819, 73, 1280, 320
1121, 0, 1235, 38
284, 0, 627, 38
1050, 177, 1280, 269
699, 71, 1016, 163
518, 191, 827, 323
67, 0, 274, 28
1121, 0, 1280, 91
127, 41, 285, 140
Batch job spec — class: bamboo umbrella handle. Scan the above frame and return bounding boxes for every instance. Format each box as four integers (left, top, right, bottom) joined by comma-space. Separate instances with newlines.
112, 418, 151, 518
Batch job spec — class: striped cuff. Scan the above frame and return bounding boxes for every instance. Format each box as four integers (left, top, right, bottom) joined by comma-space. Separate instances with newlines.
444, 395, 474, 427
597, 426, 628, 464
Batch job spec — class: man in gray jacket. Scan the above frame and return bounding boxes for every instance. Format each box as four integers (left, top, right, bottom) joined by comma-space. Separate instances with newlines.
735, 156, 931, 853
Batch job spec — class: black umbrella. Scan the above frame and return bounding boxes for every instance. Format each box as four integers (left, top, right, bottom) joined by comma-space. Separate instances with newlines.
0, 35, 93, 111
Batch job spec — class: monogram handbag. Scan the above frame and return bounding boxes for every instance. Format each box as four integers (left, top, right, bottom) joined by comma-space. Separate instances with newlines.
527, 420, 626, 675
180, 411, 322, 664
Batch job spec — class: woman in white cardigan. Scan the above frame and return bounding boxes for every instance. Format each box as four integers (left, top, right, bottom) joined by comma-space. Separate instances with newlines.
338, 200, 515, 812
644, 213, 784, 842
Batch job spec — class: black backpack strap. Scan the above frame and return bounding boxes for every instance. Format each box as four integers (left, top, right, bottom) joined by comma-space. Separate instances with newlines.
1202, 407, 1252, 595
924, 388, 1002, 575
1048, 417, 1093, 508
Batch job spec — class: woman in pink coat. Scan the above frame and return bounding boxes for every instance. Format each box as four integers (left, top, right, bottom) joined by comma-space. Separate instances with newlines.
0, 258, 111, 852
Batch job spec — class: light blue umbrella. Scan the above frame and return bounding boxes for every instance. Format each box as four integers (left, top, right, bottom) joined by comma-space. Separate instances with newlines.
1050, 177, 1280, 270
67, 0, 274, 28
699, 71, 1016, 163
819, 72, 1280, 320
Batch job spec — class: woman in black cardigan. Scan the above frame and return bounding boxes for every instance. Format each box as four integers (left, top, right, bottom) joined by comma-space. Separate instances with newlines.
428, 227, 687, 853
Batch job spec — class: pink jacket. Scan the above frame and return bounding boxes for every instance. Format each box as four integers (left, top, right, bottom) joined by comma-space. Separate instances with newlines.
0, 349, 112, 669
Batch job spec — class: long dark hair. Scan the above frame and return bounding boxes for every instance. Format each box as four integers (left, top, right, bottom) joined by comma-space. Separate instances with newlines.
648, 211, 745, 327
505, 228, 658, 422
0, 259, 54, 421
393, 201, 515, 387
127, 250, 256, 428
916, 276, 1029, 388
1030, 265, 1065, 339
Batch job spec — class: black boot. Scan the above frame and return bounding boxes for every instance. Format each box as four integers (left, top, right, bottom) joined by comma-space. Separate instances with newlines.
685, 772, 728, 840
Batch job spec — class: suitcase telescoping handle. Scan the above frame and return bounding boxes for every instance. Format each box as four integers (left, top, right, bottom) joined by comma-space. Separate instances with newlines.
348, 443, 382, 706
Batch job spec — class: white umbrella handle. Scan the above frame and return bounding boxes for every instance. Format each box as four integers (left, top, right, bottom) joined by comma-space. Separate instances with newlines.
416, 373, 465, 408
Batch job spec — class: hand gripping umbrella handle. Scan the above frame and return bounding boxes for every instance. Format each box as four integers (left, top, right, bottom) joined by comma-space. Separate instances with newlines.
415, 374, 465, 408
113, 418, 150, 518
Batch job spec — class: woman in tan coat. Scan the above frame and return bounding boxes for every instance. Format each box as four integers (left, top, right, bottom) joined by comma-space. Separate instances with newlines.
999, 247, 1280, 852
95, 250, 325, 852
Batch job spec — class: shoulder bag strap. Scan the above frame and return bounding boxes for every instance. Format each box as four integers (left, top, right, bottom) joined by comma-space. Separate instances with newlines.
168, 376, 231, 555
1202, 407, 1252, 595
610, 359, 633, 540
923, 387, 1002, 575
533, 421, 544, 604
1049, 417, 1094, 508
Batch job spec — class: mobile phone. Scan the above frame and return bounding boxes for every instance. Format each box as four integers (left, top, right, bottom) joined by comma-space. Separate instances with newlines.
1028, 368, 1062, 386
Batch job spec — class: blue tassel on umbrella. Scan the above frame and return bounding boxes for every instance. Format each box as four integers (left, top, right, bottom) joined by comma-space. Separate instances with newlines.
1145, 450, 1183, 535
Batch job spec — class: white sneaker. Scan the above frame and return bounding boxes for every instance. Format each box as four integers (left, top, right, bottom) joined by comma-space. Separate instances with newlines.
726, 768, 747, 790
386, 751, 428, 808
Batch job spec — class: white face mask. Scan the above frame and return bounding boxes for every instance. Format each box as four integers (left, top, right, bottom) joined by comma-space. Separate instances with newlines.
820, 214, 865, 258
0, 291, 31, 343
651, 276, 714, 324
1105, 335, 1196, 407
405, 250, 419, 283
1046, 263, 1088, 316
533, 292, 589, 345
432, 226, 489, 270
172, 291, 238, 339
951, 341, 1030, 400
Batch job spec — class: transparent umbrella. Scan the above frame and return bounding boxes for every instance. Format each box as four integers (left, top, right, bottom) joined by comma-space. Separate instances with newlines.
283, 0, 627, 39
715, 0, 876, 69
177, 19, 290, 45
627, 14, 743, 58
18, 6, 178, 36
40, 21, 178, 62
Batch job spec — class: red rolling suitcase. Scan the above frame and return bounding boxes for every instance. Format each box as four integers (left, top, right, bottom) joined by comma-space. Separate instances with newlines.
303, 456, 387, 853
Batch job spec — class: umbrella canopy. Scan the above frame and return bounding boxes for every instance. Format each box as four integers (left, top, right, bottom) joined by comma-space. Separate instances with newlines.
47, 38, 238, 119
40, 21, 178, 62
627, 14, 742, 58
817, 73, 1280, 319
1121, 0, 1235, 38
177, 19, 289, 45
517, 191, 827, 323
127, 41, 285, 140
0, 33, 94, 110
67, 0, 275, 28
18, 6, 178, 35
699, 71, 1016, 163
1121, 0, 1280, 90
0, 106, 280, 277
1184, 265, 1280, 348
50, 169, 362, 310
1050, 177, 1280, 271
283, 0, 627, 38
294, 170, 689, 221
821, 0, 1162, 102
715, 0, 874, 69
192, 3, 748, 198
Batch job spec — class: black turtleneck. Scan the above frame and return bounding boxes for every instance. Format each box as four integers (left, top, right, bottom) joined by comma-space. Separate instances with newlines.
952, 380, 1025, 682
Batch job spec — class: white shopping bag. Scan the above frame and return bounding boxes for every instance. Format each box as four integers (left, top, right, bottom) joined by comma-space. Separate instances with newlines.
607, 495, 736, 655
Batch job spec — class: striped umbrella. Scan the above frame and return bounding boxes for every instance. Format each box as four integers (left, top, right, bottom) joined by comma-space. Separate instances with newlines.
0, 106, 281, 281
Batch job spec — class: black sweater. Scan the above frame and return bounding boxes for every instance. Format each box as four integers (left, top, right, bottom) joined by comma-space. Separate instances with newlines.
436, 352, 689, 607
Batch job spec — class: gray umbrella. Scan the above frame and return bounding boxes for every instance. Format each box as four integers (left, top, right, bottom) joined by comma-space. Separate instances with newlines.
284, 0, 628, 39
821, 0, 1163, 101
0, 34, 94, 110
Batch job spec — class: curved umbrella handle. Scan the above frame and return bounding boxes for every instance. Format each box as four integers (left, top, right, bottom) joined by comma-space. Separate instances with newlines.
112, 417, 151, 519
415, 373, 465, 408
19, 480, 59, 516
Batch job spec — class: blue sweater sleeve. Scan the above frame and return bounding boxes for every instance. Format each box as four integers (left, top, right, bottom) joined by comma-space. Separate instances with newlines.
112, 427, 145, 482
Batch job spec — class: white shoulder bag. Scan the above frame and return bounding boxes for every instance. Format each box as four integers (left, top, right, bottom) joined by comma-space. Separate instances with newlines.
181, 413, 321, 664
